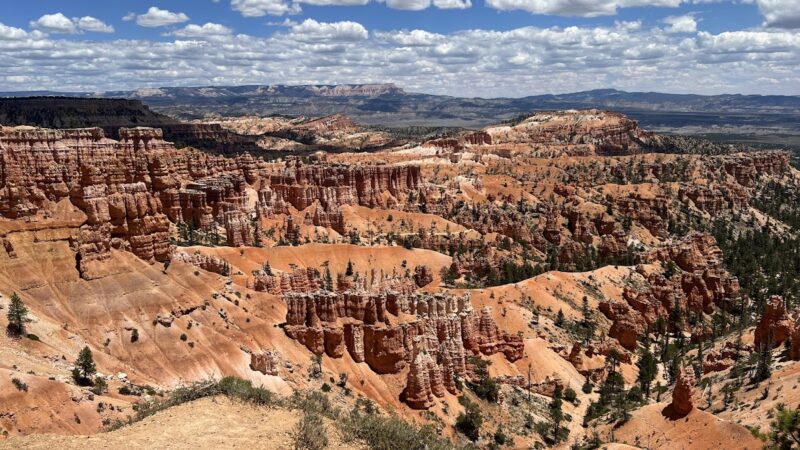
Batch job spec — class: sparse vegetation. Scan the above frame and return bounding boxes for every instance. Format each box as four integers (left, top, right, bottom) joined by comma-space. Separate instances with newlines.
455, 396, 483, 442
6, 292, 30, 337
12, 377, 28, 392
72, 346, 97, 386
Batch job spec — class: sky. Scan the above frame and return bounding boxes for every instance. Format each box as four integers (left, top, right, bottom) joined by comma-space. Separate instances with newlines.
0, 0, 799, 97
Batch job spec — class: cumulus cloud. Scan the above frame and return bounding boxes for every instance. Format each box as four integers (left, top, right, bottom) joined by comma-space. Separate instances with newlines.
30, 13, 77, 34
75, 17, 115, 33
289, 19, 368, 41
230, 0, 470, 14
231, 0, 301, 16
129, 7, 190, 27
755, 0, 800, 29
30, 13, 114, 34
0, 23, 37, 40
171, 23, 233, 38
663, 14, 697, 33
380, 0, 432, 10
484, 0, 682, 17
377, 29, 446, 46
433, 0, 472, 8
1, 19, 799, 96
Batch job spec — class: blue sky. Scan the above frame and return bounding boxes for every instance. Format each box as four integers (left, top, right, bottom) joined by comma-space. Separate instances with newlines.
0, 1, 798, 96
0, 1, 765, 37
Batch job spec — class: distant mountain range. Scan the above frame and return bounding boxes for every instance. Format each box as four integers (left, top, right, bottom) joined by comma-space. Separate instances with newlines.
2, 85, 800, 150
1, 84, 798, 121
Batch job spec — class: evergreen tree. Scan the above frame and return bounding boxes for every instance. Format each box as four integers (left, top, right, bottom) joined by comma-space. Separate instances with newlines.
455, 396, 483, 442
555, 309, 565, 328
765, 404, 800, 449
324, 267, 334, 291
636, 347, 658, 398
754, 332, 774, 383
345, 260, 354, 277
549, 384, 567, 443
72, 346, 96, 385
6, 292, 30, 337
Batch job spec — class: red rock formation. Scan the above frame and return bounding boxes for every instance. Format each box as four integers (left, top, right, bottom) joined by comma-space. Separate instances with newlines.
266, 160, 423, 211
754, 296, 792, 350
224, 210, 253, 247
485, 109, 660, 156
0, 126, 260, 270
250, 350, 280, 376
671, 366, 695, 417
173, 251, 229, 275
599, 235, 741, 350
704, 341, 751, 374
413, 265, 433, 287
282, 288, 522, 408
402, 337, 446, 409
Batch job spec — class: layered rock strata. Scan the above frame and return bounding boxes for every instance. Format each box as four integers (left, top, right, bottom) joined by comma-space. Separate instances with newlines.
283, 288, 523, 409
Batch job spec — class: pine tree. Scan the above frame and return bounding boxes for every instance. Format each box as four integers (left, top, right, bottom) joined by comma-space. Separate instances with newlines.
695, 339, 705, 378
6, 292, 30, 337
636, 347, 658, 398
766, 404, 800, 449
345, 260, 354, 277
555, 309, 565, 328
324, 267, 334, 291
754, 332, 773, 383
72, 346, 96, 385
549, 384, 567, 443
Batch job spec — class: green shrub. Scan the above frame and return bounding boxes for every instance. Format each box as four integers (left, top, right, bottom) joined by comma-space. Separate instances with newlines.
293, 411, 328, 450
293, 391, 334, 418
455, 396, 483, 442
12, 377, 28, 392
339, 409, 456, 450
91, 376, 108, 395
110, 379, 261, 430
564, 387, 578, 403
118, 385, 136, 396
217, 376, 274, 405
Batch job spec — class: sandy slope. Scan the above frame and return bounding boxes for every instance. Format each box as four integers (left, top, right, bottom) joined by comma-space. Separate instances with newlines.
0, 396, 361, 450
608, 403, 761, 450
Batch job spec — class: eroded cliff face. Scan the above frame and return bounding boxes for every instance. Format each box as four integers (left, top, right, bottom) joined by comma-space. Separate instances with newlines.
260, 161, 423, 211
598, 233, 741, 350
279, 270, 523, 409
0, 126, 425, 277
462, 109, 661, 156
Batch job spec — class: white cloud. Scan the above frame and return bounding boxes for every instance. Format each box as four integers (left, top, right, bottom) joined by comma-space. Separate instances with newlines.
433, 0, 472, 8
381, 0, 432, 10
755, 0, 800, 29
484, 0, 682, 17
289, 19, 368, 41
30, 13, 114, 34
231, 0, 301, 16
30, 13, 77, 34
300, 0, 370, 4
132, 7, 190, 27
0, 23, 37, 40
377, 29, 446, 46
76, 17, 115, 33
171, 23, 233, 38
663, 14, 697, 33
0, 20, 798, 96
230, 0, 469, 14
